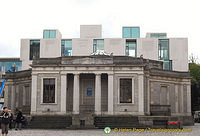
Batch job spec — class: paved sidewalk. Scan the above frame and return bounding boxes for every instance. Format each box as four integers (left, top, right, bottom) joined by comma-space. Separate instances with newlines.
5, 123, 200, 136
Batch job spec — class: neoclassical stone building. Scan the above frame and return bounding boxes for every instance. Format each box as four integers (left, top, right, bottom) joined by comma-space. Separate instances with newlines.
4, 25, 193, 128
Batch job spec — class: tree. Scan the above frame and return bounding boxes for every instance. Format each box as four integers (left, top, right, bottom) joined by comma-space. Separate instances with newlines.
189, 62, 200, 111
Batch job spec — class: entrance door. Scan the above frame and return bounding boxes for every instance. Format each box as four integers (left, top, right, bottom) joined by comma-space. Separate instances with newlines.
80, 74, 95, 113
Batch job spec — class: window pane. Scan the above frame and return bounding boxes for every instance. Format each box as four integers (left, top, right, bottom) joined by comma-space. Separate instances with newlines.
43, 30, 49, 39
164, 60, 172, 70
131, 27, 140, 38
30, 40, 40, 60
49, 30, 56, 38
151, 33, 167, 38
43, 78, 55, 103
123, 27, 140, 38
123, 28, 131, 38
93, 40, 104, 52
61, 40, 72, 56
120, 79, 132, 103
158, 39, 169, 60
126, 41, 136, 57
43, 30, 56, 39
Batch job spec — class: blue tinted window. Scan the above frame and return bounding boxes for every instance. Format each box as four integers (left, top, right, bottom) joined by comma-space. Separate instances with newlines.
0, 61, 22, 72
123, 27, 140, 38
43, 30, 56, 39
61, 40, 72, 56
158, 39, 169, 60
151, 33, 167, 38
126, 41, 136, 57
93, 39, 104, 52
163, 60, 172, 70
30, 40, 40, 60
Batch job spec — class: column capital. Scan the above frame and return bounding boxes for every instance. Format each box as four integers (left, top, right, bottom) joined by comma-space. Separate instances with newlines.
107, 73, 114, 76
73, 73, 80, 75
95, 73, 102, 76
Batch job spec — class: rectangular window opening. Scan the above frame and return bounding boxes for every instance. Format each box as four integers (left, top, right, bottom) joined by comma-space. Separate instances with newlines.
120, 78, 132, 103
93, 39, 104, 52
30, 40, 40, 60
61, 40, 72, 56
43, 30, 56, 39
126, 40, 136, 57
43, 78, 55, 103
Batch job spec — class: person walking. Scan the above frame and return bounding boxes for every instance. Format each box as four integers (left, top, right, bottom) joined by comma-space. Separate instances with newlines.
8, 110, 13, 130
0, 107, 11, 136
15, 109, 23, 130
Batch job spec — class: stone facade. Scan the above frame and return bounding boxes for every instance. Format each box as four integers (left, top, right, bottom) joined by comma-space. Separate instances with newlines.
3, 25, 193, 128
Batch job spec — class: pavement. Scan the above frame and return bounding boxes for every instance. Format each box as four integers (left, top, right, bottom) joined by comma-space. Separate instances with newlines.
5, 123, 200, 136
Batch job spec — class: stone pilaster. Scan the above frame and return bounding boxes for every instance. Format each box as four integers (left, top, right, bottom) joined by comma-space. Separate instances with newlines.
95, 73, 101, 115
73, 74, 80, 114
31, 74, 37, 114
61, 74, 67, 113
108, 74, 113, 115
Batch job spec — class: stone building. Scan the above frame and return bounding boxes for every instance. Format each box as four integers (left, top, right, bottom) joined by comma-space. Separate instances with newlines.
4, 25, 193, 128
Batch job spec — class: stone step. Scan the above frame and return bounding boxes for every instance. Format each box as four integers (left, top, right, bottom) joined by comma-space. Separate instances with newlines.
94, 116, 139, 129
28, 116, 72, 129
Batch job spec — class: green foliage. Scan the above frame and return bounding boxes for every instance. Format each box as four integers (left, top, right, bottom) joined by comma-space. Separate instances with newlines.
189, 62, 200, 111
189, 63, 200, 88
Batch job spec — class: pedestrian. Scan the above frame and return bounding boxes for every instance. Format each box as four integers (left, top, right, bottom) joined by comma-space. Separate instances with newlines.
8, 110, 13, 129
0, 107, 11, 136
15, 109, 23, 130
21, 115, 28, 127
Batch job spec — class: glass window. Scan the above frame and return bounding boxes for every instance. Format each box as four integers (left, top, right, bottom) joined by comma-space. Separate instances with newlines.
93, 39, 104, 52
61, 40, 72, 56
150, 33, 167, 38
123, 27, 140, 38
43, 78, 55, 103
163, 60, 172, 70
0, 62, 22, 72
43, 30, 56, 39
120, 78, 132, 103
126, 41, 136, 57
158, 39, 169, 60
30, 40, 40, 60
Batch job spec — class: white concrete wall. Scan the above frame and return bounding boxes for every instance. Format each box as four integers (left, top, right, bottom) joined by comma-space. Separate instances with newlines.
80, 25, 102, 38
72, 38, 93, 56
20, 39, 32, 70
104, 38, 125, 55
169, 38, 188, 72
40, 39, 61, 58
137, 38, 158, 60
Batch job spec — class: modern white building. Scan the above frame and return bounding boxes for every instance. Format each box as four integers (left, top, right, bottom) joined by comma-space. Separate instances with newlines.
4, 25, 192, 128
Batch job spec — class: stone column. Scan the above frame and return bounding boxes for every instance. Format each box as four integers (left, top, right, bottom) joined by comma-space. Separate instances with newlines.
61, 74, 67, 113
180, 84, 184, 113
4, 85, 9, 107
138, 74, 144, 114
15, 85, 19, 108
108, 74, 113, 114
175, 84, 178, 113
187, 84, 191, 114
22, 86, 26, 106
95, 73, 101, 115
31, 74, 37, 114
73, 74, 80, 114
11, 85, 16, 112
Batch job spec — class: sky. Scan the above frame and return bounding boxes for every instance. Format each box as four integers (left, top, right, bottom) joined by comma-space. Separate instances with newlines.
0, 0, 199, 59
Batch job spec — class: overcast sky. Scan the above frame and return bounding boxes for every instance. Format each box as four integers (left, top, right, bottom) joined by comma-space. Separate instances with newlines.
0, 0, 199, 59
